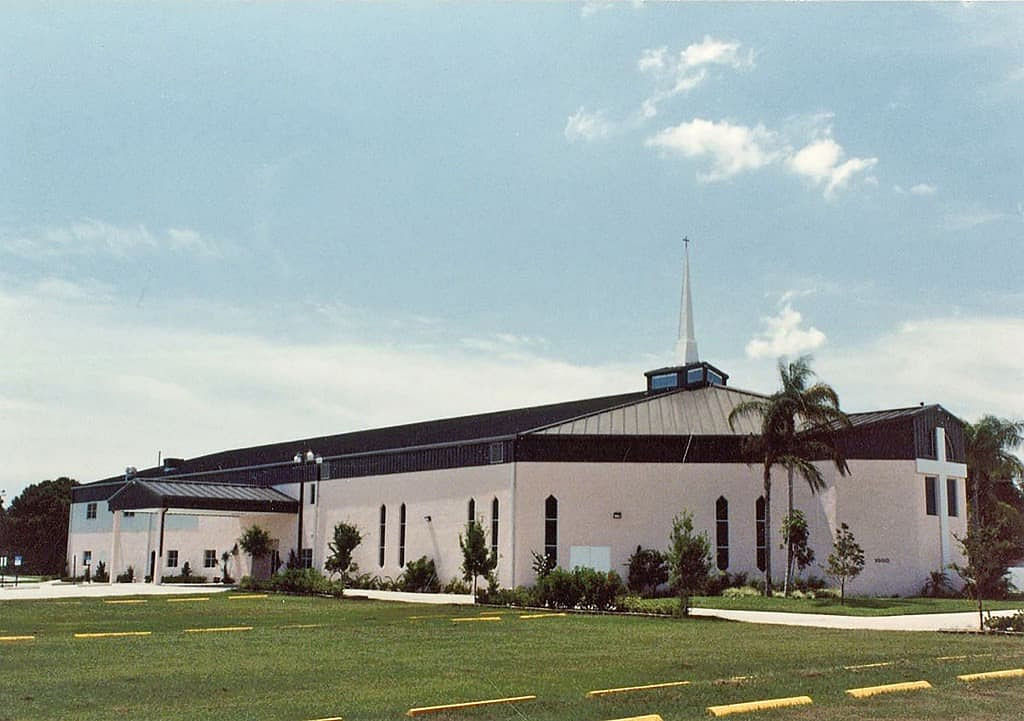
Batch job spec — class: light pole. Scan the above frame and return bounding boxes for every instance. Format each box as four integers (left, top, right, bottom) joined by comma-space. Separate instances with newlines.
292, 451, 322, 568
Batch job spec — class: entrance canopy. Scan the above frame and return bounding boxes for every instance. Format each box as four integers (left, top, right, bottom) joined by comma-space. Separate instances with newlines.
106, 479, 298, 515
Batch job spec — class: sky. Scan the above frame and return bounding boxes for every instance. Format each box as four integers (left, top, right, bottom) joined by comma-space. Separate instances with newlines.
2, 2, 1023, 503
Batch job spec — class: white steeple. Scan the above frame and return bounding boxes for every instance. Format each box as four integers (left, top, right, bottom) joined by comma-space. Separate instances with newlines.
675, 237, 700, 365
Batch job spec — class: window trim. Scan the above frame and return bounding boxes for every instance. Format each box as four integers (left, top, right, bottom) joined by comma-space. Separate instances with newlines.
398, 503, 407, 567
203, 549, 217, 569
378, 505, 387, 568
946, 477, 958, 517
755, 496, 766, 572
925, 476, 938, 516
167, 549, 179, 568
715, 496, 729, 571
544, 495, 558, 566
86, 502, 97, 520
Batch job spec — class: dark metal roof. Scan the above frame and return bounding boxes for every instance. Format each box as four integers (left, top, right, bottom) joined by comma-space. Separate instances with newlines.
106, 480, 299, 514
85, 390, 647, 486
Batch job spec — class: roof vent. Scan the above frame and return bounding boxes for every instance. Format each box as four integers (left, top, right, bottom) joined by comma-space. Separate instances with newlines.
163, 457, 184, 473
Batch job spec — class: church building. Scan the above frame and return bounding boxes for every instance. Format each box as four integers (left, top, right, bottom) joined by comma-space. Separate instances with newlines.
66, 245, 968, 597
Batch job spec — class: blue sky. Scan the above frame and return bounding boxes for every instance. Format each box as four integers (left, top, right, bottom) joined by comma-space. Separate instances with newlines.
2, 2, 1022, 501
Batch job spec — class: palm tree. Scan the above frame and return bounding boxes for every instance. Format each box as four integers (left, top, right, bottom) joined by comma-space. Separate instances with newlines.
728, 356, 851, 596
964, 416, 1024, 530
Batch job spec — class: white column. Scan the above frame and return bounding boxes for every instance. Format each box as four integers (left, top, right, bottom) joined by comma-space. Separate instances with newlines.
109, 510, 122, 585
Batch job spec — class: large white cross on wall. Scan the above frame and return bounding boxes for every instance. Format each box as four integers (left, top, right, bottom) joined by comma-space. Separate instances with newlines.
915, 427, 967, 569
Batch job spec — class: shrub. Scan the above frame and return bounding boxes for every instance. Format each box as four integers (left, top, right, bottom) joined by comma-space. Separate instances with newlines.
400, 556, 440, 593
666, 510, 712, 616
985, 610, 1024, 632
442, 577, 471, 594
574, 567, 624, 611
626, 546, 668, 597
180, 561, 192, 578
115, 565, 134, 583
722, 585, 762, 599
618, 595, 679, 615
531, 549, 555, 579
325, 522, 362, 581
537, 567, 584, 609
161, 573, 207, 584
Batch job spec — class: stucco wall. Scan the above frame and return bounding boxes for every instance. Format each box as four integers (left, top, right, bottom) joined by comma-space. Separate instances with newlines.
312, 463, 514, 587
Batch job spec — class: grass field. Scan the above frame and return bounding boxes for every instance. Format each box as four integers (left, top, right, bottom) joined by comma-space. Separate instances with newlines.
1, 593, 1023, 721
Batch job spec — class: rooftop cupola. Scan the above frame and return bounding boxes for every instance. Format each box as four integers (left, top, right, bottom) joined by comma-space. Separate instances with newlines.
645, 237, 729, 393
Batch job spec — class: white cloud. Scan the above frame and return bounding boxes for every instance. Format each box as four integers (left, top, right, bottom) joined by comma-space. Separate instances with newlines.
638, 36, 753, 117
646, 118, 779, 181
0, 284, 639, 500
817, 316, 1024, 421
910, 183, 938, 196
0, 219, 223, 260
945, 208, 1010, 230
787, 137, 878, 199
745, 303, 827, 359
564, 106, 615, 142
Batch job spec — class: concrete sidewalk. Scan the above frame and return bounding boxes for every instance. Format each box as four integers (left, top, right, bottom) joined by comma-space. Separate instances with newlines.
691, 606, 1021, 632
0, 579, 230, 601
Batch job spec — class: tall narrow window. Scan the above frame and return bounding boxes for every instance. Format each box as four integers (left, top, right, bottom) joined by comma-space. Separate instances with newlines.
398, 503, 407, 567
300, 548, 312, 569
925, 477, 938, 516
755, 496, 766, 572
544, 495, 558, 566
86, 502, 97, 519
378, 505, 387, 568
491, 497, 499, 561
716, 496, 729, 571
309, 484, 316, 505
467, 498, 476, 525
947, 478, 958, 517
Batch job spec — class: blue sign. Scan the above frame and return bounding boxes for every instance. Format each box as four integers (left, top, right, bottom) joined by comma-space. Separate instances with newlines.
13, 555, 22, 567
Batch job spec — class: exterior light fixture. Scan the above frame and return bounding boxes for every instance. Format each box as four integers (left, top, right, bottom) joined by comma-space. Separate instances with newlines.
612, 511, 622, 519
424, 515, 432, 523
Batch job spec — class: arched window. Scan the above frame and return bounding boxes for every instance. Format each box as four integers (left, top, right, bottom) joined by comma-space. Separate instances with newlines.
378, 505, 387, 568
398, 503, 407, 567
491, 497, 499, 561
716, 496, 729, 571
755, 496, 766, 572
467, 498, 476, 525
544, 495, 558, 566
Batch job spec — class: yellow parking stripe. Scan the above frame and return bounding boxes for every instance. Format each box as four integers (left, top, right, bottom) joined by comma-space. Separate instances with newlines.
183, 626, 253, 634
167, 597, 209, 603
520, 612, 568, 619
957, 668, 1024, 682
0, 635, 35, 642
229, 594, 268, 600
707, 696, 813, 717
587, 680, 690, 697
451, 616, 502, 623
846, 680, 931, 698
406, 695, 536, 716
843, 661, 894, 670
104, 599, 147, 605
74, 631, 152, 639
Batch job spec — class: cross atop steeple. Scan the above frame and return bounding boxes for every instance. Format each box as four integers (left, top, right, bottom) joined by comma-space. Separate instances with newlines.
675, 237, 700, 365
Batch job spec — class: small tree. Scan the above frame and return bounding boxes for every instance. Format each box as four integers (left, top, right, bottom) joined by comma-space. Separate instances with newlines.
666, 510, 712, 616
626, 545, 668, 597
781, 510, 814, 594
238, 525, 273, 579
826, 523, 864, 605
459, 520, 497, 598
325, 522, 362, 582
530, 549, 555, 579
952, 519, 1016, 630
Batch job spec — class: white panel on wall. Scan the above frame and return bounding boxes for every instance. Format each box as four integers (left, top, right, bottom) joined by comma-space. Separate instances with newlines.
569, 545, 611, 572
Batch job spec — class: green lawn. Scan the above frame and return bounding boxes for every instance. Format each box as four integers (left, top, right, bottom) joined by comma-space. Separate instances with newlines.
0, 594, 1022, 721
